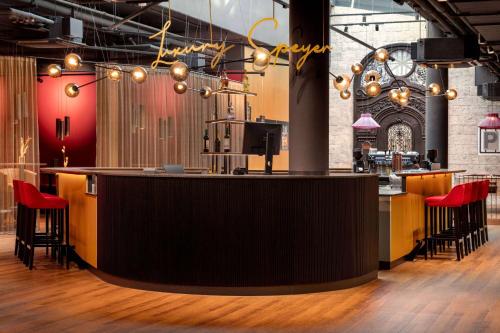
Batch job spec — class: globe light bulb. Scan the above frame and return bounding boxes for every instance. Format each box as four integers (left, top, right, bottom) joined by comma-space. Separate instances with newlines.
253, 47, 271, 67
64, 83, 79, 98
398, 96, 409, 106
340, 90, 351, 100
107, 65, 122, 82
200, 86, 212, 99
365, 81, 382, 97
47, 64, 62, 78
131, 66, 147, 84
173, 81, 188, 94
428, 83, 441, 96
333, 74, 351, 91
170, 61, 189, 81
445, 89, 457, 100
388, 88, 400, 102
351, 63, 364, 75
64, 53, 82, 70
399, 86, 411, 99
364, 70, 381, 83
374, 48, 390, 63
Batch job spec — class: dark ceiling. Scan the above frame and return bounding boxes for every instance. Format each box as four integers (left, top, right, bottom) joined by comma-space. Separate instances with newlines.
0, 0, 249, 71
400, 0, 500, 77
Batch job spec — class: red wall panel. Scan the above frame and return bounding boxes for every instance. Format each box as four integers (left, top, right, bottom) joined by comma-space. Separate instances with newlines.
37, 74, 96, 167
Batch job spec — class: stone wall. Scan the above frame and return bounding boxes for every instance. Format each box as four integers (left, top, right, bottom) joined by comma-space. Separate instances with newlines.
448, 68, 500, 175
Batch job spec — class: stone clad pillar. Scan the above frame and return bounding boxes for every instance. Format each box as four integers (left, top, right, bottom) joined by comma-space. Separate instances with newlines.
289, 0, 330, 175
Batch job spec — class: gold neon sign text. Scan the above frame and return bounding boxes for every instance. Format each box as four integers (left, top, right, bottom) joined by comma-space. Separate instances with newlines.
248, 17, 331, 71
149, 17, 331, 71
149, 20, 234, 70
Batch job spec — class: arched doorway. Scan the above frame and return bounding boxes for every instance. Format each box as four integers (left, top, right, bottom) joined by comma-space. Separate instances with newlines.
353, 43, 427, 154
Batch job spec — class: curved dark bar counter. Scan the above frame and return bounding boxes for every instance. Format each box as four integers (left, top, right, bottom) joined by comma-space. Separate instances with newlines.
44, 169, 379, 295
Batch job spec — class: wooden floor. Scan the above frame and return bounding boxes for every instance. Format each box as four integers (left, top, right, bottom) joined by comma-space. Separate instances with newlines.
1, 228, 499, 333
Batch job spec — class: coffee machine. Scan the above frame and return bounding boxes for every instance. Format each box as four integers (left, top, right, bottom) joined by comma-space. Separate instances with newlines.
353, 148, 364, 173
423, 149, 440, 170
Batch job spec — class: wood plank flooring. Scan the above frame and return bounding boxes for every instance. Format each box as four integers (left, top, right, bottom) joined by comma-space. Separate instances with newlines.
0, 227, 499, 333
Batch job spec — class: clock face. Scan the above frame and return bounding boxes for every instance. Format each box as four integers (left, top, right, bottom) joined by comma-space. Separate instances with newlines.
386, 50, 414, 77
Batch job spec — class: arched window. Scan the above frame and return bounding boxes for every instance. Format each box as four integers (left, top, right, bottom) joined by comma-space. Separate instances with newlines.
387, 123, 413, 152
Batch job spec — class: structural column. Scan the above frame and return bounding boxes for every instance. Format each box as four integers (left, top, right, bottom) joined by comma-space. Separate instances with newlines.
289, 0, 330, 175
425, 22, 449, 168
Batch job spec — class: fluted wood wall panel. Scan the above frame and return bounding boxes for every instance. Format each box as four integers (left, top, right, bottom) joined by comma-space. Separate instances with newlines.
97, 175, 379, 292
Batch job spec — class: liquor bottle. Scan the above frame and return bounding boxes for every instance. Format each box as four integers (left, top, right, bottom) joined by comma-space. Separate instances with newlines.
223, 124, 231, 152
227, 100, 235, 120
203, 128, 209, 153
245, 102, 252, 121
215, 136, 221, 152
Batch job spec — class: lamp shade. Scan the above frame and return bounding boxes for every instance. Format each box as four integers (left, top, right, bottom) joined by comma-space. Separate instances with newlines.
478, 113, 500, 129
352, 113, 381, 130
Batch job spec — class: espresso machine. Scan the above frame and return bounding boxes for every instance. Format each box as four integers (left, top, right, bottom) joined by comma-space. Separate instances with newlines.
422, 149, 440, 170
353, 148, 365, 173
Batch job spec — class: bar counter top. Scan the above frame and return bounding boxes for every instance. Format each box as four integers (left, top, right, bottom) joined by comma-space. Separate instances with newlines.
41, 167, 377, 179
395, 169, 466, 177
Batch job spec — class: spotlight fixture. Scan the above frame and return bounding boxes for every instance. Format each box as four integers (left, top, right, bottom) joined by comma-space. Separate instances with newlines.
428, 83, 441, 96
64, 83, 79, 98
375, 24, 379, 32
344, 26, 348, 33
64, 53, 82, 70
131, 66, 148, 84
364, 70, 381, 83
374, 48, 389, 63
107, 65, 122, 82
445, 89, 458, 100
351, 63, 364, 75
399, 86, 411, 99
200, 86, 213, 99
170, 61, 189, 82
333, 74, 351, 91
253, 47, 271, 68
366, 81, 382, 97
340, 90, 351, 100
398, 96, 409, 107
173, 81, 188, 94
47, 64, 62, 78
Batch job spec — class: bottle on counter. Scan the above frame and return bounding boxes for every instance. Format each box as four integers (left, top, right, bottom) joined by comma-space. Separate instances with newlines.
223, 124, 231, 152
203, 128, 209, 153
245, 102, 252, 121
215, 135, 221, 152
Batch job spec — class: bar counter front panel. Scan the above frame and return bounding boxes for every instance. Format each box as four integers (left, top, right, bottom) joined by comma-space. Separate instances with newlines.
48, 169, 379, 295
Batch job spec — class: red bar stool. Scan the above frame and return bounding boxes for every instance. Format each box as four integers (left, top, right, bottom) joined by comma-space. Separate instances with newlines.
19, 182, 70, 270
13, 180, 25, 258
424, 184, 467, 261
468, 181, 483, 249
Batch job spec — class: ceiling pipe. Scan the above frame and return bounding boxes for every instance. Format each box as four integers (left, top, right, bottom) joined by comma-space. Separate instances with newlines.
15, 0, 185, 46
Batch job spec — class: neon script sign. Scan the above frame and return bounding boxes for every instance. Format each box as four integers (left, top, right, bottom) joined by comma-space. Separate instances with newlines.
149, 17, 331, 71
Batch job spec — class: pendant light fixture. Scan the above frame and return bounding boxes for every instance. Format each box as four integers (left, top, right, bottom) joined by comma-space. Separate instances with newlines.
352, 113, 381, 130
64, 116, 70, 137
47, 64, 62, 78
366, 81, 382, 97
64, 83, 80, 98
388, 88, 400, 102
173, 81, 188, 94
170, 61, 189, 81
351, 63, 364, 75
478, 113, 500, 129
107, 65, 122, 81
333, 74, 351, 91
253, 47, 271, 70
374, 48, 389, 63
445, 89, 458, 100
64, 53, 82, 70
340, 90, 351, 100
131, 66, 148, 84
399, 86, 411, 99
200, 86, 213, 99
428, 83, 441, 96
